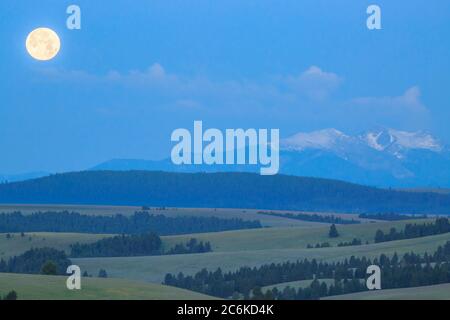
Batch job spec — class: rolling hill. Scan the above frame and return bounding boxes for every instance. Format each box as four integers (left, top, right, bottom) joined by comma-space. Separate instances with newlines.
0, 232, 111, 259
1, 218, 434, 260
0, 171, 450, 214
73, 230, 450, 283
160, 219, 431, 252
0, 273, 217, 300
323, 283, 450, 300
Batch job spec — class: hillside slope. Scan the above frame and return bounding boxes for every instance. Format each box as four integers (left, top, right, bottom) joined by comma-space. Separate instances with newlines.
73, 232, 450, 283
0, 273, 217, 300
324, 283, 450, 300
0, 171, 449, 214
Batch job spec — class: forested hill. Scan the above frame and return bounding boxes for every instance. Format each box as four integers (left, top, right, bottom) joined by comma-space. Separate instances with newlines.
0, 171, 449, 214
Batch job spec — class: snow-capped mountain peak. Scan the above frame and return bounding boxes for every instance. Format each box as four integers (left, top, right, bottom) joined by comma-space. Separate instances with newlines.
362, 129, 442, 154
364, 131, 393, 151
277, 128, 449, 187
281, 128, 349, 151
282, 128, 443, 156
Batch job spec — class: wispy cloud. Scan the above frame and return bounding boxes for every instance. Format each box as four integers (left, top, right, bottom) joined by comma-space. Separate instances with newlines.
342, 86, 430, 131
351, 86, 427, 113
281, 66, 342, 100
39, 63, 342, 104
37, 64, 431, 132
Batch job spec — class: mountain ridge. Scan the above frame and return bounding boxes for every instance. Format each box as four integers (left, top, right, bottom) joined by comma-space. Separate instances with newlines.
0, 170, 449, 214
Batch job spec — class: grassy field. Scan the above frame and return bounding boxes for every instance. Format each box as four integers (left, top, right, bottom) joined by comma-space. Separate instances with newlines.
1, 204, 448, 300
0, 273, 217, 300
73, 232, 450, 283
160, 219, 433, 252
324, 283, 450, 300
0, 232, 110, 259
0, 204, 374, 227
0, 218, 424, 258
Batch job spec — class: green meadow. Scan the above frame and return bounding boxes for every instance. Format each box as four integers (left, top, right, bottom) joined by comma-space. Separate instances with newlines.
73, 232, 450, 283
0, 273, 217, 300
324, 283, 450, 300
160, 219, 432, 252
1, 204, 448, 300
0, 232, 110, 259
0, 204, 334, 228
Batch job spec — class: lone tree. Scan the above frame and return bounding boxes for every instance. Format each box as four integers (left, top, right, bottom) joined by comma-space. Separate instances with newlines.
329, 224, 339, 238
3, 290, 18, 300
98, 269, 108, 278
41, 260, 58, 275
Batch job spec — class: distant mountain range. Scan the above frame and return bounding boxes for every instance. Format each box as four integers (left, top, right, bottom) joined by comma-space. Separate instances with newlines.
91, 129, 450, 188
1, 171, 449, 214
2, 128, 449, 188
279, 128, 450, 187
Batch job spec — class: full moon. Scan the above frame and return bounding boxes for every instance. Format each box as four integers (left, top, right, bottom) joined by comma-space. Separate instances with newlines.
26, 27, 61, 61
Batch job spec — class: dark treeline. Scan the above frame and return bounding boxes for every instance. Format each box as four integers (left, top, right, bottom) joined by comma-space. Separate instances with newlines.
306, 242, 331, 249
70, 233, 212, 258
166, 238, 212, 255
165, 241, 450, 299
1, 171, 450, 214
374, 217, 450, 243
307, 238, 362, 249
359, 213, 428, 221
0, 248, 71, 275
252, 278, 366, 300
0, 211, 261, 235
258, 211, 360, 225
70, 233, 162, 257
337, 238, 362, 247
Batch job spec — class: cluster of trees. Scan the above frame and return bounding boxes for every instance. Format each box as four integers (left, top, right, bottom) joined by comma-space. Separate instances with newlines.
306, 242, 331, 249
258, 212, 359, 225
98, 269, 108, 278
252, 279, 367, 300
0, 248, 71, 275
374, 218, 450, 243
1, 291, 17, 300
0, 211, 261, 235
306, 238, 363, 249
70, 233, 162, 258
359, 213, 428, 221
70, 233, 212, 258
1, 171, 450, 214
166, 238, 212, 255
164, 241, 450, 299
337, 238, 362, 247
164, 258, 368, 298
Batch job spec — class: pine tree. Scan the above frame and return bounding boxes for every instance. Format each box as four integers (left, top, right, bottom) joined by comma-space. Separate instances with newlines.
329, 224, 339, 238
374, 230, 385, 243
3, 290, 18, 300
98, 269, 108, 278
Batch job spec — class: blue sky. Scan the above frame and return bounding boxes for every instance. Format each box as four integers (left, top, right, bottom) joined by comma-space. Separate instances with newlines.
0, 0, 449, 173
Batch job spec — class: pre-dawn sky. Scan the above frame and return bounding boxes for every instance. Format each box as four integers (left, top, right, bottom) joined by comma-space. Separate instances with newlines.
0, 0, 449, 173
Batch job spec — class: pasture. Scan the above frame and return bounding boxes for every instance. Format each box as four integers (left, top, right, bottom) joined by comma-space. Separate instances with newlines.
324, 283, 450, 300
73, 232, 450, 283
0, 273, 217, 300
